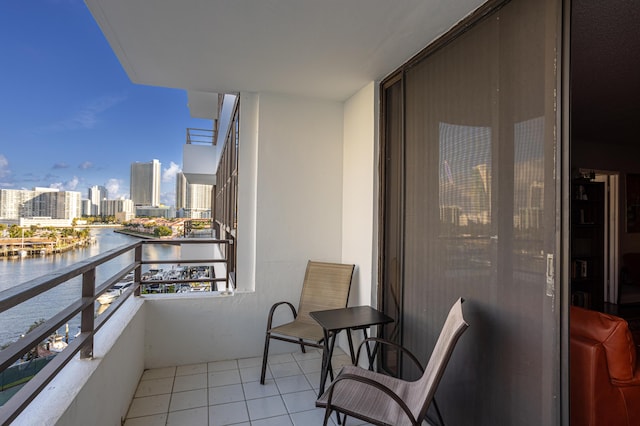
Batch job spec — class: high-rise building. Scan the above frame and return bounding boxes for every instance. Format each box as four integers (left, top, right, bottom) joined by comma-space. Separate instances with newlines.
175, 172, 212, 218
0, 188, 81, 226
88, 185, 108, 216
100, 198, 134, 217
81, 199, 92, 217
130, 159, 161, 207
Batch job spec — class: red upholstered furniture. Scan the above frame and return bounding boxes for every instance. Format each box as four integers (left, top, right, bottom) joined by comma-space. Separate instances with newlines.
570, 306, 640, 425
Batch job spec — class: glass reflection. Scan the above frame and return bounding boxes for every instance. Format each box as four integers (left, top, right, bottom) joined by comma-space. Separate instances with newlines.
438, 122, 493, 273
439, 122, 492, 237
513, 117, 546, 276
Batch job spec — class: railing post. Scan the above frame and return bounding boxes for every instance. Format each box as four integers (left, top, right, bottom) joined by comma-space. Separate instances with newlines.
226, 240, 232, 292
134, 245, 142, 296
80, 268, 95, 359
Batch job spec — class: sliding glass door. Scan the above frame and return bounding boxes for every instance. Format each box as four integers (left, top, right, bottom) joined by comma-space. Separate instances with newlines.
379, 0, 562, 423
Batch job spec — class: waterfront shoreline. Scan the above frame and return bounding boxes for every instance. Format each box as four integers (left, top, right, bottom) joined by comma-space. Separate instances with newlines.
113, 228, 156, 239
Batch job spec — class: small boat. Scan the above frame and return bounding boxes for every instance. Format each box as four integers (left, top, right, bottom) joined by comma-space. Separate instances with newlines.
47, 333, 68, 352
97, 280, 134, 305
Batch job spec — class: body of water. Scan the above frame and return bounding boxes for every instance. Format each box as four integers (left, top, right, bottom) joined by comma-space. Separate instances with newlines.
0, 228, 179, 347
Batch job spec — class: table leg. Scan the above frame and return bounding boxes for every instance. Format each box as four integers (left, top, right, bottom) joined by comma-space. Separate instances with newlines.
318, 329, 335, 396
346, 328, 355, 364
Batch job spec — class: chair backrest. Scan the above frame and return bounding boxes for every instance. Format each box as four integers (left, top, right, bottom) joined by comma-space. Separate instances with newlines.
570, 305, 637, 381
295, 261, 355, 324
411, 297, 469, 423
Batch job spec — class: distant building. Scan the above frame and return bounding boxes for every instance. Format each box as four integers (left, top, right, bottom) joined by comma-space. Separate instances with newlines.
88, 185, 108, 216
81, 199, 91, 216
0, 188, 81, 226
175, 172, 212, 219
135, 205, 174, 219
130, 159, 161, 207
101, 198, 135, 217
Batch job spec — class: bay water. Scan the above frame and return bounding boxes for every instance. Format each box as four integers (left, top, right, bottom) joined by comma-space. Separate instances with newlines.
0, 228, 179, 347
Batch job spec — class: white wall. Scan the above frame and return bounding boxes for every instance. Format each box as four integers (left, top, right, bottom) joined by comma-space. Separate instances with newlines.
144, 293, 263, 366
342, 82, 379, 307
241, 92, 345, 292
237, 93, 259, 291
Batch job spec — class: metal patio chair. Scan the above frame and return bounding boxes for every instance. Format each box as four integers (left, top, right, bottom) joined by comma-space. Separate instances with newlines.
260, 260, 355, 385
316, 297, 469, 426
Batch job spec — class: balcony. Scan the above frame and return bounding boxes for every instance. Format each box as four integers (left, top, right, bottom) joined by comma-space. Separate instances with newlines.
0, 239, 363, 425
183, 128, 217, 186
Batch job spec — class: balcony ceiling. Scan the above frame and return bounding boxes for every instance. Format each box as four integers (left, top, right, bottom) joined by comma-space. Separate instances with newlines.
86, 0, 485, 101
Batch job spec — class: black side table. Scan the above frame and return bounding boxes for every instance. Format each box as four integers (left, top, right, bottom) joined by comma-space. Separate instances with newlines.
310, 306, 393, 395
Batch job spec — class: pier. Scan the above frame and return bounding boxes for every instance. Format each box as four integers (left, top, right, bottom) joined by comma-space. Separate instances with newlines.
0, 237, 93, 258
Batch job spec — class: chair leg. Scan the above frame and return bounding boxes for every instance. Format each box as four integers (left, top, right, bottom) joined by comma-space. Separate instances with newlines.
432, 398, 445, 426
260, 332, 271, 385
298, 338, 306, 353
323, 407, 333, 426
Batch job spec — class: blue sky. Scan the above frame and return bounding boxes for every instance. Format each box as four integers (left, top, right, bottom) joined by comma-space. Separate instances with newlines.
0, 1, 211, 206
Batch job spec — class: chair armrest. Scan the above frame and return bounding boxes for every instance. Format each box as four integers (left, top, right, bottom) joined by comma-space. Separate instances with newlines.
355, 337, 424, 373
266, 301, 297, 330
324, 372, 418, 425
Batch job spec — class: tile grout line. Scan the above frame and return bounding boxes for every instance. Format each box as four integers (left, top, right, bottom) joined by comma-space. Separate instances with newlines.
167, 368, 177, 426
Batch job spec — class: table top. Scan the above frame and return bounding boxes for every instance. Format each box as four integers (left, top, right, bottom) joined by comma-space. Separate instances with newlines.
309, 306, 393, 332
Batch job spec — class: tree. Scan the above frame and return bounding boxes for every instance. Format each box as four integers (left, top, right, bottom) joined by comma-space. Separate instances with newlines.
154, 226, 172, 237
9, 225, 22, 238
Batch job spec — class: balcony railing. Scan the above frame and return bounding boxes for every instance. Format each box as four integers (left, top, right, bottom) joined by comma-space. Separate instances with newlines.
0, 238, 231, 425
186, 127, 216, 145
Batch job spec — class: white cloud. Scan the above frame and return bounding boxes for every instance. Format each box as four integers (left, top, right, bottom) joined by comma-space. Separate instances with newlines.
0, 155, 10, 178
39, 94, 127, 133
50, 176, 80, 191
79, 161, 93, 170
161, 191, 175, 206
162, 161, 181, 183
105, 178, 126, 199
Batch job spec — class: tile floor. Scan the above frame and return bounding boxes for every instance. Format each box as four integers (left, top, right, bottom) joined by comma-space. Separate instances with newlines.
124, 348, 375, 426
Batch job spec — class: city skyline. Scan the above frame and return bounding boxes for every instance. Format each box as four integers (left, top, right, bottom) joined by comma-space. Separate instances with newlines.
0, 1, 212, 206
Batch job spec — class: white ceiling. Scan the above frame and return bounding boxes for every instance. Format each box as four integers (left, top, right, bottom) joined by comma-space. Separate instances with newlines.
86, 0, 485, 101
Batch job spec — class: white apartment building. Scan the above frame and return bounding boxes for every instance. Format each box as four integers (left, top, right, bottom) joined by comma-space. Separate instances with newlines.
0, 188, 81, 226
176, 171, 212, 218
100, 198, 134, 217
88, 185, 107, 216
80, 198, 91, 216
130, 159, 161, 207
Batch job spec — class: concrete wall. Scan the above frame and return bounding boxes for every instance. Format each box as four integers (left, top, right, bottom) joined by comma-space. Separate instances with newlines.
15, 298, 145, 426
144, 293, 263, 366
342, 82, 378, 308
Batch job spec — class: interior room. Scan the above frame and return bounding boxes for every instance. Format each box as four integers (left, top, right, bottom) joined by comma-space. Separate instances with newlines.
569, 1, 640, 424
570, 0, 640, 316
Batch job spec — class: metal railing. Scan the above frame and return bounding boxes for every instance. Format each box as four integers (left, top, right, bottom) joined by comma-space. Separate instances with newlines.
0, 238, 231, 425
186, 127, 216, 145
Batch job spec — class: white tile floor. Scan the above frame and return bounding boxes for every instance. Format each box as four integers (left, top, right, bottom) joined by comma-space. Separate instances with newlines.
124, 348, 375, 426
